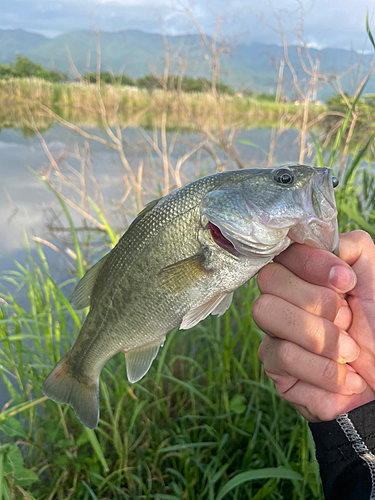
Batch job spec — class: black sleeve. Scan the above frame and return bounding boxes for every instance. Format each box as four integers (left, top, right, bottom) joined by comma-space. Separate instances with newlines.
309, 400, 375, 500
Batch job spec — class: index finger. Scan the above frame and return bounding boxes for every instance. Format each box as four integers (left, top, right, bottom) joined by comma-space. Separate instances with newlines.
274, 239, 357, 294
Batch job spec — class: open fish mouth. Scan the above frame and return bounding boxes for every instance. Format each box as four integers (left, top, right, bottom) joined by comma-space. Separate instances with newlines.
288, 167, 339, 255
207, 215, 291, 259
206, 166, 339, 258
208, 221, 240, 257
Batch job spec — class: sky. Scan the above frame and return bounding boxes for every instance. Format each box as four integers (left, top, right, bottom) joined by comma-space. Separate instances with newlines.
0, 0, 374, 51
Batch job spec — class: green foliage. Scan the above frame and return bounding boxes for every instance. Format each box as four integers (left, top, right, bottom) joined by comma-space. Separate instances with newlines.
0, 55, 65, 82
324, 89, 375, 151
84, 71, 135, 86
136, 74, 162, 90
312, 66, 375, 237
256, 93, 277, 102
1, 444, 39, 488
136, 74, 234, 94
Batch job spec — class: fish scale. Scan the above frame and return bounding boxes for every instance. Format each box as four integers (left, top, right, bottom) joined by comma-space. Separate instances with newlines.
43, 164, 339, 428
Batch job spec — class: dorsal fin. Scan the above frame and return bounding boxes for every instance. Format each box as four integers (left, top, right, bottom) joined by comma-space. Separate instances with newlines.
127, 198, 161, 232
72, 254, 109, 309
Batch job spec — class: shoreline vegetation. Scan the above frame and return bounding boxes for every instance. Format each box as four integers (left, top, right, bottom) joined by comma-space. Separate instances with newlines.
0, 77, 327, 133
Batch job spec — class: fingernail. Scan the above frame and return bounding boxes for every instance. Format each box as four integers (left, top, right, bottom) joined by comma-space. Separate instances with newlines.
346, 372, 367, 394
329, 266, 357, 292
338, 333, 360, 362
335, 306, 352, 330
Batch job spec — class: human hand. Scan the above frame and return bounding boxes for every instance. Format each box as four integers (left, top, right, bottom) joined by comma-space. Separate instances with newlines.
254, 230, 375, 422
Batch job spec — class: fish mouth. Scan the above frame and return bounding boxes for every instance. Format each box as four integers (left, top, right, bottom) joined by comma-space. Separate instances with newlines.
208, 222, 240, 257
208, 217, 291, 259
288, 167, 339, 254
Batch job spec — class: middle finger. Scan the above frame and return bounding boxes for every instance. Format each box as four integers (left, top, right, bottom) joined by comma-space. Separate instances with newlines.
257, 262, 351, 326
252, 293, 359, 363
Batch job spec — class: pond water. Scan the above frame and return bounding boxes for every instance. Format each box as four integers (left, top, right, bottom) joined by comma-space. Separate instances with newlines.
0, 122, 308, 408
0, 124, 306, 264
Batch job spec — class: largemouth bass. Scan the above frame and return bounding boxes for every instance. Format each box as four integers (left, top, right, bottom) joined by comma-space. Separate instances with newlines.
43, 164, 339, 428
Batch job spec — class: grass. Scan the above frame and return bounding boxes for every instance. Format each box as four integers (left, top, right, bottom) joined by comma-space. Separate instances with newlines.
0, 77, 326, 133
0, 235, 322, 499
1, 49, 375, 498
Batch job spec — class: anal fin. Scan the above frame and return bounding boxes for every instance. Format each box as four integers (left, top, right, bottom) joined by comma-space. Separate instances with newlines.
180, 292, 233, 330
124, 337, 165, 383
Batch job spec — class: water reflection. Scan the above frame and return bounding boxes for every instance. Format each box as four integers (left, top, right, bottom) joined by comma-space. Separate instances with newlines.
0, 124, 304, 259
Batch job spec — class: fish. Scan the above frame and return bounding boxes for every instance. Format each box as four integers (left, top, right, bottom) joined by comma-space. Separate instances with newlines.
42, 164, 339, 429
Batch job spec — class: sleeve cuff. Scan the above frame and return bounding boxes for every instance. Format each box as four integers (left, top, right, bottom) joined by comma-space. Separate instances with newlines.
309, 399, 375, 499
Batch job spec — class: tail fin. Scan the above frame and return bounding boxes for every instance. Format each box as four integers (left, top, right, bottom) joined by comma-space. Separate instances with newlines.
42, 351, 99, 429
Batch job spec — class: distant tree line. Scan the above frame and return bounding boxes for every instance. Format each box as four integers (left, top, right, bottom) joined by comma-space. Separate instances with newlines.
85, 72, 234, 94
0, 55, 65, 82
0, 55, 235, 94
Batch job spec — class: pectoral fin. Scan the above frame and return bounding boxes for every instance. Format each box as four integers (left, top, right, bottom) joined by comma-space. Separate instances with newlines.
211, 292, 234, 316
124, 337, 165, 383
72, 254, 109, 309
158, 253, 211, 293
180, 292, 233, 330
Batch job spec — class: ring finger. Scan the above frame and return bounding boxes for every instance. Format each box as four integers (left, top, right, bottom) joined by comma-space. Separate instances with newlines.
258, 335, 367, 395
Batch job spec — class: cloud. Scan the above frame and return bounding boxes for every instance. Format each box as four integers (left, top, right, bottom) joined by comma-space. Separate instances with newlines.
0, 0, 373, 50
97, 0, 171, 5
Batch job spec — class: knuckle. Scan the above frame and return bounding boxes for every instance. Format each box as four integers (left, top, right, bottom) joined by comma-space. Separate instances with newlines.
321, 358, 338, 384
278, 340, 298, 367
306, 319, 328, 353
297, 247, 335, 283
300, 251, 314, 278
310, 289, 338, 318
258, 335, 279, 363
257, 263, 282, 293
252, 295, 274, 327
319, 399, 343, 421
353, 230, 374, 249
257, 338, 268, 363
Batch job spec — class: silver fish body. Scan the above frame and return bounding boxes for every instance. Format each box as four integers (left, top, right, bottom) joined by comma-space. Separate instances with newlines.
43, 164, 339, 428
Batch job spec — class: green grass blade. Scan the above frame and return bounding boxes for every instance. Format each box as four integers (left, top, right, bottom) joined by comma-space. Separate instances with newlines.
27, 167, 85, 279
366, 11, 375, 50
215, 467, 303, 500
310, 133, 325, 167
237, 139, 272, 160
85, 196, 119, 246
339, 201, 375, 238
327, 73, 372, 169
84, 429, 109, 474
344, 133, 375, 185
0, 448, 3, 500
82, 480, 99, 500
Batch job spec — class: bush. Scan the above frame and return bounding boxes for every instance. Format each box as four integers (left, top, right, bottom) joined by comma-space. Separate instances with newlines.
0, 55, 65, 82
84, 72, 135, 86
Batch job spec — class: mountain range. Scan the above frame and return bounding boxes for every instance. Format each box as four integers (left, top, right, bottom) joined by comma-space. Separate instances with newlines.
1, 28, 374, 99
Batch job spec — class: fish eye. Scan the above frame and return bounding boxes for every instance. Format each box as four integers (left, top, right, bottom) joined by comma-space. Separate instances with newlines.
332, 176, 339, 188
274, 169, 294, 185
